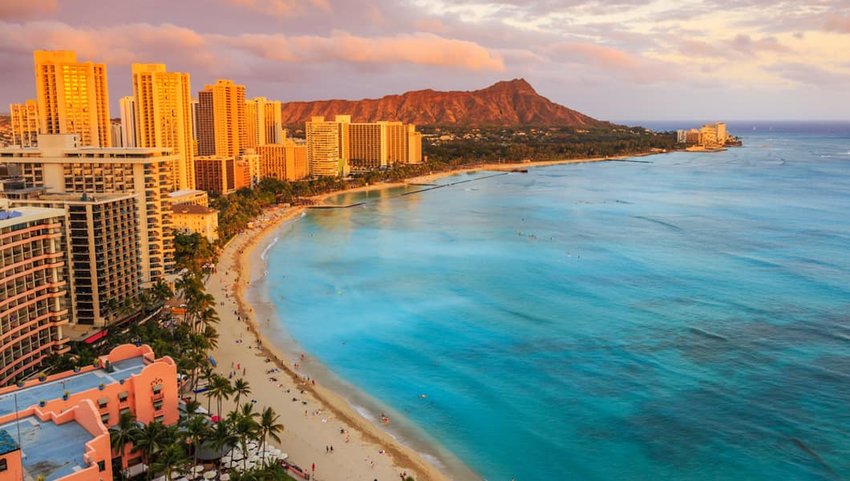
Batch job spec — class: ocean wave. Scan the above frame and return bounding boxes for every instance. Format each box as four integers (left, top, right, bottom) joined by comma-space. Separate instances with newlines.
261, 236, 279, 260
352, 403, 377, 422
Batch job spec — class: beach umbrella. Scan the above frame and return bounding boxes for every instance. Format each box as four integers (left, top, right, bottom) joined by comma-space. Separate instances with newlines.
220, 475, 230, 481
203, 471, 217, 480
192, 465, 205, 474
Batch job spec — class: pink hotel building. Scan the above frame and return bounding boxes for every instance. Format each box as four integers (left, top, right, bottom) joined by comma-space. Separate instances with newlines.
0, 344, 179, 481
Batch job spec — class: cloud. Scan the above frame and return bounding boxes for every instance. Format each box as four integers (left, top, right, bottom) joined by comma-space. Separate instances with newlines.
0, 0, 57, 19
546, 42, 677, 84
767, 62, 850, 86
220, 0, 331, 17
0, 21, 504, 75
729, 34, 789, 56
822, 13, 850, 33
0, 21, 217, 70
218, 31, 504, 71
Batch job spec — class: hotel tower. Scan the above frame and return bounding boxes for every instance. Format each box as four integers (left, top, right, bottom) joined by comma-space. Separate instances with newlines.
33, 50, 111, 147
0, 199, 70, 385
132, 64, 196, 191
197, 80, 246, 158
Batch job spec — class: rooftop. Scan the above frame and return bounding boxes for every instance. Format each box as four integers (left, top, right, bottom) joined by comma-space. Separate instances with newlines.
0, 415, 93, 481
0, 205, 66, 230
0, 356, 147, 417
173, 204, 216, 215
169, 189, 206, 197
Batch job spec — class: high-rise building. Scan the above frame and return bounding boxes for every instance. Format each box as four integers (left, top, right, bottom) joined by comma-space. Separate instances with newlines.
407, 124, 423, 164
0, 199, 70, 384
265, 100, 285, 144
245, 98, 265, 150
119, 96, 137, 148
0, 134, 176, 284
196, 80, 246, 158
33, 50, 111, 147
306, 115, 350, 177
194, 156, 250, 194
12, 193, 142, 327
245, 97, 285, 149
111, 122, 123, 147
348, 121, 421, 171
190, 99, 200, 155
9, 100, 39, 148
349, 123, 382, 171
716, 122, 728, 145
257, 141, 309, 181
132, 64, 196, 191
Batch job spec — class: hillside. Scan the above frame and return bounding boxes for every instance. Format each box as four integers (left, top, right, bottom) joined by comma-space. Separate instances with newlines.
280, 79, 610, 128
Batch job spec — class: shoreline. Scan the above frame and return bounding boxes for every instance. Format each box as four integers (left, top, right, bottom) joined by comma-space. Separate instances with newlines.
209, 154, 653, 481
208, 206, 461, 481
313, 154, 641, 206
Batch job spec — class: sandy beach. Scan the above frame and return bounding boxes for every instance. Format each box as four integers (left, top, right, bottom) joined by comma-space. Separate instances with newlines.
206, 156, 637, 481
207, 207, 458, 481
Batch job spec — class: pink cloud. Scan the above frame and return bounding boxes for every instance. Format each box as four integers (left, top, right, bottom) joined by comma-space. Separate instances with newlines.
0, 21, 504, 75
220, 0, 331, 17
547, 42, 677, 84
823, 13, 850, 33
221, 31, 505, 71
0, 21, 218, 70
0, 0, 57, 19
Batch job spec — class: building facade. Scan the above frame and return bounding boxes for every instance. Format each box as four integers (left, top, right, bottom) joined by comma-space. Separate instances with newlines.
33, 51, 111, 147
347, 121, 421, 171
172, 204, 219, 243
13, 193, 142, 327
9, 100, 39, 148
0, 344, 179, 476
0, 134, 176, 284
194, 155, 250, 194
119, 97, 136, 149
168, 189, 208, 208
0, 200, 70, 385
132, 64, 196, 191
197, 80, 246, 159
306, 115, 350, 177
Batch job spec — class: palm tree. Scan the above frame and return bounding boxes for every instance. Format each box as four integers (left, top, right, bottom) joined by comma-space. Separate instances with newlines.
207, 375, 233, 417
208, 420, 238, 472
258, 407, 284, 463
183, 415, 210, 470
133, 420, 173, 478
233, 405, 260, 471
109, 411, 137, 479
151, 443, 188, 481
233, 378, 251, 408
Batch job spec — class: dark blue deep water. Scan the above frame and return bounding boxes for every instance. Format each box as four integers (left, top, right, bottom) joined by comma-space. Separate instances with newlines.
264, 122, 850, 481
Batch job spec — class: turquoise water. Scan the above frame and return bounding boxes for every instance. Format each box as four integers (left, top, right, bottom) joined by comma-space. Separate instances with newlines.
265, 123, 850, 481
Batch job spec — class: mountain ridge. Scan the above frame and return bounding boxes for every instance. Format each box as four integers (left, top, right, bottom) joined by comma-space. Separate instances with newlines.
280, 79, 610, 128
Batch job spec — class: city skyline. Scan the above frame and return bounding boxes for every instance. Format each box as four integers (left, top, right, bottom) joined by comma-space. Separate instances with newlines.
1, 0, 848, 121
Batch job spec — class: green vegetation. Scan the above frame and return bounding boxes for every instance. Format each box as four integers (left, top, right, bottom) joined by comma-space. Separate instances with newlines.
421, 125, 678, 165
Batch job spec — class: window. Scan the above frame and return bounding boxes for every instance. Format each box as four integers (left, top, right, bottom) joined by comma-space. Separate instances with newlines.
153, 400, 163, 411
118, 391, 129, 401
154, 415, 164, 423
0, 459, 7, 471
98, 460, 106, 472
152, 384, 162, 395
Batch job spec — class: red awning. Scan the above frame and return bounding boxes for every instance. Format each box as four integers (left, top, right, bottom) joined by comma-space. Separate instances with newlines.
84, 329, 109, 344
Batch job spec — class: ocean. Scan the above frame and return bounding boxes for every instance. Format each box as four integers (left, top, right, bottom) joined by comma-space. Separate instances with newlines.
261, 121, 850, 481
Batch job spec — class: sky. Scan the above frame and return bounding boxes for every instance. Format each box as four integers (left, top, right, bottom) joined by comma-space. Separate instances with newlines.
1, 0, 848, 121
